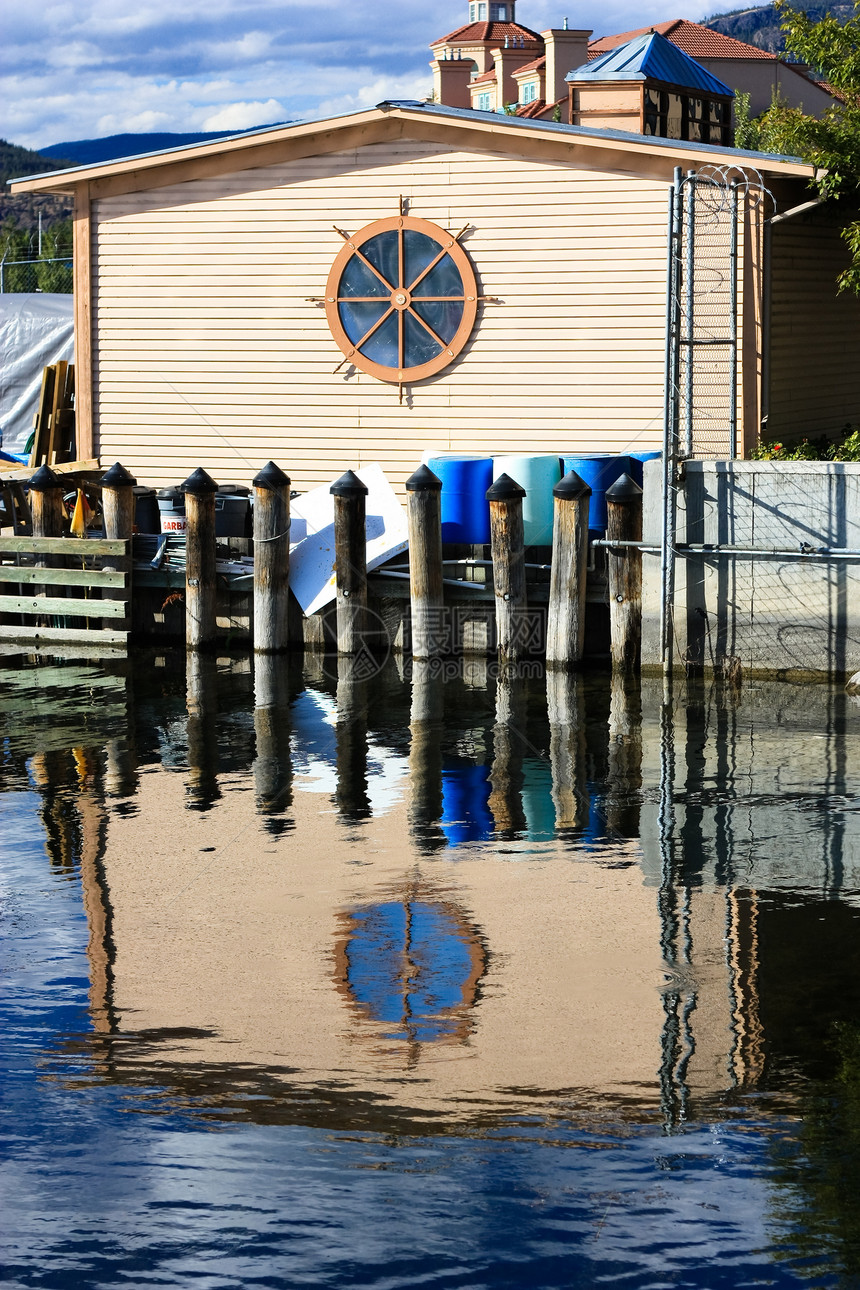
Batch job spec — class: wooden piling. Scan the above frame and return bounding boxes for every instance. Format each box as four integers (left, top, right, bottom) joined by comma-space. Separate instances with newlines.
486, 473, 527, 664
28, 465, 65, 620
330, 470, 368, 656
252, 460, 291, 653
606, 473, 643, 673
29, 464, 65, 540
405, 464, 445, 659
100, 462, 135, 620
546, 469, 591, 670
182, 467, 218, 651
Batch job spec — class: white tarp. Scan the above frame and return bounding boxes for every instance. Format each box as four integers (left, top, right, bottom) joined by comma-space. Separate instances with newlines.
289, 464, 409, 616
0, 294, 74, 459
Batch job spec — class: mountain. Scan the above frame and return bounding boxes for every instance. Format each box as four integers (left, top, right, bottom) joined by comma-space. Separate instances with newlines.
706, 2, 854, 55
39, 125, 287, 168
1, 140, 75, 230
3, 124, 288, 232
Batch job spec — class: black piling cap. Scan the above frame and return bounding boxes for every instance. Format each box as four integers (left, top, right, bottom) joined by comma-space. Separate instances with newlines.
606, 472, 643, 501
28, 464, 62, 492
330, 469, 368, 497
405, 464, 442, 492
553, 469, 592, 500
181, 467, 219, 494
253, 460, 291, 491
486, 472, 526, 502
100, 461, 137, 488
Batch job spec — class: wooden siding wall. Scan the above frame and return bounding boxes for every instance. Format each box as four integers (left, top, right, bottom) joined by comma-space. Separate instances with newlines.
92, 140, 676, 492
768, 214, 860, 441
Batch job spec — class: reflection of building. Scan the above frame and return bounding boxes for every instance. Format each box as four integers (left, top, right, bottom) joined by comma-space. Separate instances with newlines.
24, 659, 860, 1128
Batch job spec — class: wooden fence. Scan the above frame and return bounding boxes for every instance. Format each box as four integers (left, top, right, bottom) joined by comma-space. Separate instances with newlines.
0, 536, 131, 648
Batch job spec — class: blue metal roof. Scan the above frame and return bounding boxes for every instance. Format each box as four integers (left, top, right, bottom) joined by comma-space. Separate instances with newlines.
566, 31, 734, 98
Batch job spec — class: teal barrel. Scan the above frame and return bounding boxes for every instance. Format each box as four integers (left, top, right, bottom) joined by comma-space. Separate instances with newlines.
491, 453, 561, 546
425, 453, 494, 544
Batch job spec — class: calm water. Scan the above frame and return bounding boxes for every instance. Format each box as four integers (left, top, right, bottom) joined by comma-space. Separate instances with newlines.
3, 649, 860, 1289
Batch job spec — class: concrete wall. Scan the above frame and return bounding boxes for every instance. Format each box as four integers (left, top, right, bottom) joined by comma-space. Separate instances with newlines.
642, 459, 860, 677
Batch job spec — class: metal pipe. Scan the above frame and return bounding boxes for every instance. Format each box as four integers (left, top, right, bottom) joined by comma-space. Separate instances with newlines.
730, 181, 739, 460
660, 169, 684, 675
593, 538, 860, 559
684, 171, 695, 459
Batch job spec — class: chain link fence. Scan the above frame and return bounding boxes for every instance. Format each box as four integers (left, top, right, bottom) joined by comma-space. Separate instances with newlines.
0, 256, 73, 293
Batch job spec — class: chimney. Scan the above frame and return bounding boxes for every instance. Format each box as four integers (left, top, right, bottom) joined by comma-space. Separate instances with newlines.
542, 28, 591, 109
431, 56, 474, 109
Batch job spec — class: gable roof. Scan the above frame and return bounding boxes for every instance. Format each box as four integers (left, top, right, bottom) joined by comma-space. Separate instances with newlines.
569, 30, 734, 97
512, 56, 546, 76
431, 21, 541, 48
9, 101, 814, 200
589, 19, 778, 60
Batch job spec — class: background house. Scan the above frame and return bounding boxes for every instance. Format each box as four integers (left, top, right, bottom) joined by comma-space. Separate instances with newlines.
431, 6, 840, 124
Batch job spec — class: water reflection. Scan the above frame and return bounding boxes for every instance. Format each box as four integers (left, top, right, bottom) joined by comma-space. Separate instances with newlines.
5, 650, 860, 1283
334, 882, 486, 1055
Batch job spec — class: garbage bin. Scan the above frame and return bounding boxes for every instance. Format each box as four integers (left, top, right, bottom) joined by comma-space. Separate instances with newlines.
157, 487, 186, 534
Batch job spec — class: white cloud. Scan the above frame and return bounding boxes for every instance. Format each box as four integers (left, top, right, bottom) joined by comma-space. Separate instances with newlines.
203, 98, 286, 130
1, 0, 722, 151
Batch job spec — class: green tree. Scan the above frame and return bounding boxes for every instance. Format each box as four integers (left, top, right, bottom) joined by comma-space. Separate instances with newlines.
752, 0, 860, 292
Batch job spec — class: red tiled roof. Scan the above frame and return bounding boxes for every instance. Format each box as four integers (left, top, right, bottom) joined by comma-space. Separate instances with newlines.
515, 98, 547, 117
590, 19, 777, 60
515, 96, 566, 119
432, 21, 542, 48
512, 56, 545, 76
471, 69, 497, 85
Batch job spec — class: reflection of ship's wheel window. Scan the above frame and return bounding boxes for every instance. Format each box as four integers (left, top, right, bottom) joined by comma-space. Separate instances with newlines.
333, 894, 486, 1047
325, 215, 478, 386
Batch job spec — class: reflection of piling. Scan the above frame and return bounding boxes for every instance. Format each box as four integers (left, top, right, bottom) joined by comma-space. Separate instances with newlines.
406, 465, 445, 659
605, 673, 642, 837
488, 664, 527, 835
335, 655, 371, 820
253, 460, 291, 653
546, 669, 588, 830
409, 658, 446, 851
331, 471, 369, 656
104, 730, 138, 803
253, 651, 294, 831
183, 467, 218, 651
487, 474, 527, 664
186, 652, 221, 810
546, 470, 591, 670
606, 474, 643, 673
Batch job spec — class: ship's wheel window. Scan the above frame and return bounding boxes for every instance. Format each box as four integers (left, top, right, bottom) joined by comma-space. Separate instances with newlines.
325, 215, 479, 385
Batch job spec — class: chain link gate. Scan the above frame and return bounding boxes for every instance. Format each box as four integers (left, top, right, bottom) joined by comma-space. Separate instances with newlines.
659, 165, 771, 673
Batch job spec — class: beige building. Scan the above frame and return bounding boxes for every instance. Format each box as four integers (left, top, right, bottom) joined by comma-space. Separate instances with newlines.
11, 102, 859, 492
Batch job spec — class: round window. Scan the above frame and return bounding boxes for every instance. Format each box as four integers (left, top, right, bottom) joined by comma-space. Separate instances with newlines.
325, 215, 478, 385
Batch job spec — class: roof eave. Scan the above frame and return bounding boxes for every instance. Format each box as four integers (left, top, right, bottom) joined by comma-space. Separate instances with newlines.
9, 102, 817, 195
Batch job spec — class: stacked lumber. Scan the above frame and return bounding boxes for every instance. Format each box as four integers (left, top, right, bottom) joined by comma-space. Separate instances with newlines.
30, 361, 75, 467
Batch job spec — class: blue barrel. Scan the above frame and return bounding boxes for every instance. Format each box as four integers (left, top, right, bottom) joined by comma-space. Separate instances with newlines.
441, 760, 494, 846
559, 454, 631, 532
492, 454, 561, 546
626, 450, 662, 487
425, 454, 493, 544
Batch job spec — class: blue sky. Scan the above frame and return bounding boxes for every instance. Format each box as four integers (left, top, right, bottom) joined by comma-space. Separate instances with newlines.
2, 0, 712, 151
